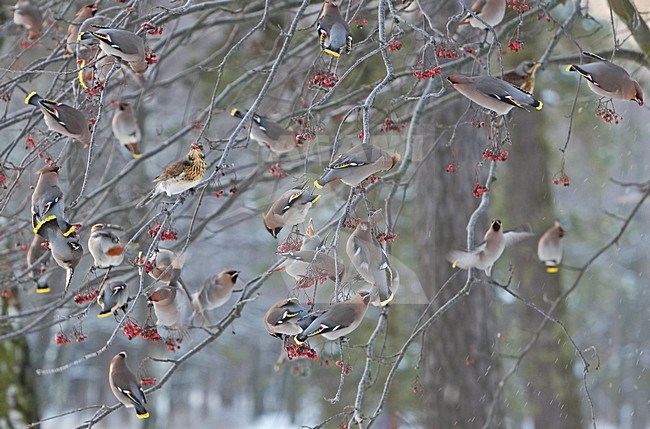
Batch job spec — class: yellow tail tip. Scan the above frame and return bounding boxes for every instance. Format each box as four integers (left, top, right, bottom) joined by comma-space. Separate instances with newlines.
535, 101, 543, 110
313, 179, 323, 189
132, 153, 143, 159
36, 287, 51, 294
311, 194, 321, 203
565, 65, 574, 72
136, 412, 150, 419
230, 108, 240, 117
546, 266, 559, 273
97, 312, 111, 319
24, 91, 38, 105
452, 263, 457, 269
379, 293, 395, 307
324, 48, 341, 58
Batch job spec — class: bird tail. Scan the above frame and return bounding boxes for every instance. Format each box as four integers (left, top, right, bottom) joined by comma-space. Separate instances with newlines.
135, 404, 149, 419
546, 266, 559, 273
583, 52, 606, 62
97, 310, 112, 318
323, 48, 341, 58
390, 153, 401, 169
24, 91, 43, 107
532, 99, 543, 110
64, 267, 75, 293
35, 275, 51, 294
314, 170, 335, 189
230, 108, 244, 119
136, 189, 157, 208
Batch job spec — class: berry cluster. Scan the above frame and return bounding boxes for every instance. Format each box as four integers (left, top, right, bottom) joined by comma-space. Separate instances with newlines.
309, 71, 338, 89
0, 174, 7, 190
376, 231, 397, 243
353, 17, 369, 29
344, 216, 362, 229
148, 224, 178, 241
285, 342, 318, 361
472, 182, 490, 198
140, 377, 158, 386
277, 239, 302, 253
140, 327, 161, 342
296, 272, 328, 289
413, 66, 441, 79
270, 163, 286, 178
552, 170, 570, 187
446, 164, 455, 173
508, 39, 525, 52
595, 106, 623, 125
20, 40, 30, 49
368, 175, 381, 184
74, 289, 98, 304
507, 0, 532, 13
164, 337, 183, 352
145, 51, 159, 64
73, 329, 87, 343
55, 332, 72, 345
25, 135, 35, 149
469, 119, 486, 128
537, 12, 552, 22
122, 322, 142, 340
382, 118, 409, 133
296, 130, 315, 143
387, 40, 402, 51
482, 146, 509, 162
335, 360, 352, 376
141, 23, 163, 35
437, 47, 459, 59
1, 289, 11, 298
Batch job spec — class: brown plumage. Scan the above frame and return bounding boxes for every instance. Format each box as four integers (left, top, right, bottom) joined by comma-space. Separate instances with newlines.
109, 352, 149, 419
263, 298, 312, 338
315, 144, 400, 188
191, 269, 239, 323
537, 221, 564, 273
502, 61, 541, 93
262, 189, 320, 238
14, 0, 43, 41
137, 144, 206, 207
65, 4, 98, 56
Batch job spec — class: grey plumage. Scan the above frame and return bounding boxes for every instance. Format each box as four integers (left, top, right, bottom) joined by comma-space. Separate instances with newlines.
537, 221, 564, 272
262, 188, 320, 238
109, 352, 149, 419
37, 218, 83, 292
148, 285, 179, 327
13, 0, 42, 41
566, 52, 643, 105
231, 108, 299, 154
97, 280, 128, 318
65, 4, 98, 56
447, 74, 543, 115
112, 102, 142, 158
315, 144, 400, 188
31, 165, 74, 238
465, 0, 506, 29
447, 219, 534, 277
317, 0, 352, 57
25, 92, 91, 147
26, 233, 51, 294
263, 297, 314, 338
88, 224, 125, 269
295, 291, 371, 343
79, 28, 147, 74
277, 249, 345, 286
191, 269, 239, 323
346, 221, 394, 306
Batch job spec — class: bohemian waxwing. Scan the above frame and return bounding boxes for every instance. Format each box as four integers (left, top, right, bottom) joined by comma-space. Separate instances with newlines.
31, 165, 74, 238
537, 221, 564, 273
502, 61, 542, 93
13, 0, 42, 41
191, 269, 239, 322
38, 218, 83, 292
315, 144, 400, 189
231, 108, 299, 154
262, 188, 320, 238
79, 28, 147, 75
148, 285, 187, 327
565, 52, 643, 105
88, 224, 125, 270
295, 291, 371, 343
64, 4, 98, 56
112, 102, 142, 158
137, 144, 206, 207
447, 74, 543, 115
346, 221, 394, 306
447, 219, 534, 277
25, 92, 91, 147
144, 248, 184, 286
464, 0, 506, 29
27, 233, 51, 294
109, 352, 149, 419
263, 297, 314, 338
97, 280, 128, 318
277, 249, 345, 287
317, 0, 352, 57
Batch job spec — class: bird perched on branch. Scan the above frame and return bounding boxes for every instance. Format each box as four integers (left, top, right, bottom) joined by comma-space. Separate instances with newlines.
97, 280, 128, 318
25, 92, 91, 147
565, 52, 643, 105
277, 249, 345, 287
13, 0, 42, 41
88, 224, 125, 270
109, 352, 149, 419
137, 143, 206, 207
295, 291, 371, 343
79, 28, 147, 75
31, 165, 75, 238
143, 248, 186, 287
148, 286, 180, 327
463, 0, 506, 29
263, 297, 314, 338
230, 108, 299, 154
315, 144, 400, 189
317, 0, 352, 57
347, 221, 394, 306
447, 219, 533, 277
191, 269, 239, 323
262, 188, 320, 238
112, 102, 142, 158
537, 222, 564, 273
447, 74, 543, 116
502, 61, 542, 94
37, 218, 83, 292
27, 233, 51, 294
64, 4, 99, 56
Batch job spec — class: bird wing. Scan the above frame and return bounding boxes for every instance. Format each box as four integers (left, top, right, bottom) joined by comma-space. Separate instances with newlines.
329, 145, 380, 169
154, 159, 186, 182
447, 248, 482, 269
503, 230, 534, 246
